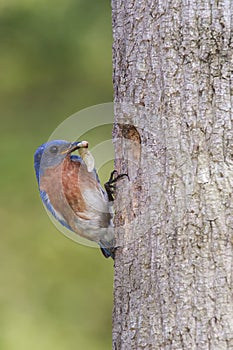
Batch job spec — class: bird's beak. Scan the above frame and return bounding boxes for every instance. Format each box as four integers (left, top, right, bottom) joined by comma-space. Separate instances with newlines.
62, 141, 88, 155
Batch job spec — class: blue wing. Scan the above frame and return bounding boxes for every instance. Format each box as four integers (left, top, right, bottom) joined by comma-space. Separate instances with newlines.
40, 190, 73, 231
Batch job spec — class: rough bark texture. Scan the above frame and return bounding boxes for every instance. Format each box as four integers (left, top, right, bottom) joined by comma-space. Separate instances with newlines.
112, 1, 233, 349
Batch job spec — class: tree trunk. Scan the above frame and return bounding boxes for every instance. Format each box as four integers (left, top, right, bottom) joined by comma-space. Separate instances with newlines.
112, 1, 233, 349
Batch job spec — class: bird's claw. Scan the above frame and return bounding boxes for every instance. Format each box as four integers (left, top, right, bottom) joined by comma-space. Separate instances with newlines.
104, 170, 129, 201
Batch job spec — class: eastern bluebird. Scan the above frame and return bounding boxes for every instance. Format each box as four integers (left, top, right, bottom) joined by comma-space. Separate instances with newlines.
34, 139, 124, 259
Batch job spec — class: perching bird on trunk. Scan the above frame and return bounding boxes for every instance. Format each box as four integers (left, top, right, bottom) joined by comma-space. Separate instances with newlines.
34, 139, 126, 259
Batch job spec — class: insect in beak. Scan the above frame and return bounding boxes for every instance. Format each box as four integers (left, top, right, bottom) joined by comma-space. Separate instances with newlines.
61, 141, 88, 155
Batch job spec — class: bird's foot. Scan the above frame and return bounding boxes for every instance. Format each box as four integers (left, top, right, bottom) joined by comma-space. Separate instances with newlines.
104, 170, 129, 201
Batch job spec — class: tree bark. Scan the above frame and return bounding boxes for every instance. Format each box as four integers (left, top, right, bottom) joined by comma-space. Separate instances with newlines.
112, 1, 233, 349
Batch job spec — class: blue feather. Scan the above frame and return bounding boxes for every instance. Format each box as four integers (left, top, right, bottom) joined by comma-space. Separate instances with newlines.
99, 244, 115, 259
34, 140, 114, 259
40, 190, 73, 230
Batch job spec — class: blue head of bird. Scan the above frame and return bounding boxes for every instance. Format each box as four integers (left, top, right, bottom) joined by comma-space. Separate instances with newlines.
34, 140, 86, 184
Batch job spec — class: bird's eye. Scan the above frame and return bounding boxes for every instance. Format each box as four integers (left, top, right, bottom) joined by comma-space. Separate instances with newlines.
49, 146, 58, 154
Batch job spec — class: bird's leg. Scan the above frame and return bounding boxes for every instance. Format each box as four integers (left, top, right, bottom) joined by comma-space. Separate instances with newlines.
104, 170, 129, 201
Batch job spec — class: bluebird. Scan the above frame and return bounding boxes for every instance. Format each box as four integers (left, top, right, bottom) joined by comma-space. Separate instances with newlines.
34, 140, 128, 259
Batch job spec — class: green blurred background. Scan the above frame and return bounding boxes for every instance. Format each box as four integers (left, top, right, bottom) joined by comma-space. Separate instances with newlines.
0, 1, 114, 349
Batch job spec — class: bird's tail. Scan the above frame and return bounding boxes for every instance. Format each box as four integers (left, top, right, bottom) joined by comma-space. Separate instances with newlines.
99, 239, 115, 259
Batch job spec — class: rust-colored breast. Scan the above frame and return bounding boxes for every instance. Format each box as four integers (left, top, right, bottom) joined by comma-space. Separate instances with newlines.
61, 157, 89, 217
40, 157, 90, 223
